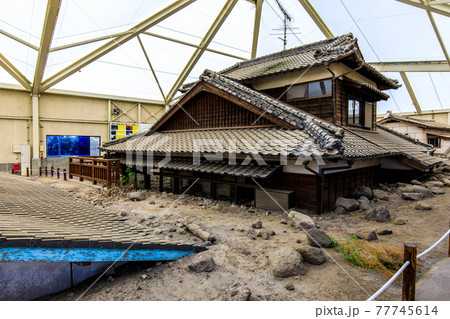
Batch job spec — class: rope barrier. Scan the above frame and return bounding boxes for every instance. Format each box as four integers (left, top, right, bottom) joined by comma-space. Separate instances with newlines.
367, 228, 450, 301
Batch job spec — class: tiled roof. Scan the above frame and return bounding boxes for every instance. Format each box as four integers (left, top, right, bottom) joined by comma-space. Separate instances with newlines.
378, 111, 450, 131
220, 33, 399, 89
125, 158, 281, 179
343, 78, 390, 100
0, 174, 204, 252
349, 126, 442, 167
101, 127, 328, 157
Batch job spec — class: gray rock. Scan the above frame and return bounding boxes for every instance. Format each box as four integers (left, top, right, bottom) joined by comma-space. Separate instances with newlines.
287, 209, 315, 229
252, 220, 262, 229
226, 283, 251, 301
280, 219, 288, 225
270, 247, 307, 278
335, 197, 359, 212
394, 218, 406, 225
355, 227, 377, 241
365, 206, 390, 222
120, 210, 129, 217
414, 202, 432, 210
295, 245, 326, 264
378, 230, 393, 235
259, 229, 271, 240
357, 196, 370, 211
372, 189, 390, 201
141, 274, 148, 280
429, 186, 445, 195
402, 185, 433, 198
334, 206, 347, 215
411, 179, 422, 185
128, 191, 146, 201
149, 200, 156, 205
307, 229, 333, 248
441, 178, 450, 187
188, 254, 216, 272
203, 199, 212, 207
353, 186, 373, 199
402, 192, 425, 201
284, 283, 295, 290
424, 181, 444, 188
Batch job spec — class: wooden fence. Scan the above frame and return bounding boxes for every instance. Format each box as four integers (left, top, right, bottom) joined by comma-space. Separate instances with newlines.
68, 157, 121, 187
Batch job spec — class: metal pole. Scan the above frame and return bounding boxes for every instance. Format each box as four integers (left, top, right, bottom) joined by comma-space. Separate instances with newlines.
39, 167, 42, 176
51, 166, 54, 177
45, 167, 48, 176
11, 168, 14, 175
402, 244, 417, 301
63, 169, 67, 181
26, 167, 29, 177
57, 168, 60, 179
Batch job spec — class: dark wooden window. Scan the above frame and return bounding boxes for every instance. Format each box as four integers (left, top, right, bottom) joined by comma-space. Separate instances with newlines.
427, 136, 441, 148
348, 97, 373, 128
286, 79, 331, 101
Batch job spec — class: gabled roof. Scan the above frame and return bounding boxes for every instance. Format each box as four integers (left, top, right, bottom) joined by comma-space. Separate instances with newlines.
220, 33, 400, 90
378, 111, 450, 131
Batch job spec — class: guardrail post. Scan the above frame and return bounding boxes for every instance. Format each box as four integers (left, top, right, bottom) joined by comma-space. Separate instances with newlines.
39, 167, 42, 176
57, 168, 60, 179
402, 244, 417, 301
63, 169, 67, 181
26, 167, 29, 177
11, 168, 14, 175
51, 166, 54, 177
45, 167, 48, 176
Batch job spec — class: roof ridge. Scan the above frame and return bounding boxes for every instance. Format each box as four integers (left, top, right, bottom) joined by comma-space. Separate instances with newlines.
220, 33, 355, 75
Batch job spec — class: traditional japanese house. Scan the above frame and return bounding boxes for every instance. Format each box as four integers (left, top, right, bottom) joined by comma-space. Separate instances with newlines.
378, 111, 450, 156
100, 33, 442, 214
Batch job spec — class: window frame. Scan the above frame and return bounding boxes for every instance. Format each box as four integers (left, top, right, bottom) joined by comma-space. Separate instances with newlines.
347, 96, 365, 127
286, 79, 332, 102
427, 136, 441, 148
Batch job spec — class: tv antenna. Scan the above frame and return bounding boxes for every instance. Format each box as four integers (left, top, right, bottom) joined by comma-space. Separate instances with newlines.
270, 0, 300, 50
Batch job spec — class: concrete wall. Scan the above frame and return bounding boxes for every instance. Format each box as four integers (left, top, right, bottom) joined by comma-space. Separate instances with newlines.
0, 87, 165, 169
0, 261, 115, 301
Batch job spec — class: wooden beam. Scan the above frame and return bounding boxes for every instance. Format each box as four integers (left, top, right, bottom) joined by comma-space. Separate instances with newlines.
400, 71, 422, 114
33, 0, 62, 94
251, 0, 263, 59
165, 0, 238, 103
298, 0, 334, 38
396, 0, 450, 17
0, 53, 32, 90
369, 60, 450, 72
40, 0, 196, 92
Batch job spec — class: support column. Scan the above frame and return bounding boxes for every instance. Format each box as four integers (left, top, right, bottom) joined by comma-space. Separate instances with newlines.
31, 94, 40, 158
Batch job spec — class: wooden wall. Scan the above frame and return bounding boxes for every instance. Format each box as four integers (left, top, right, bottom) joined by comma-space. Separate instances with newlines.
158, 91, 274, 131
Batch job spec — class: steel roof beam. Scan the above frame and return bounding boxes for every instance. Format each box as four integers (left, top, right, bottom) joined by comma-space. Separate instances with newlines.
426, 11, 450, 65
369, 60, 450, 72
143, 31, 247, 60
400, 71, 422, 114
32, 0, 62, 94
50, 30, 133, 52
298, 0, 334, 38
0, 53, 32, 90
396, 0, 450, 17
166, 0, 238, 103
251, 0, 263, 59
0, 29, 39, 51
40, 0, 196, 93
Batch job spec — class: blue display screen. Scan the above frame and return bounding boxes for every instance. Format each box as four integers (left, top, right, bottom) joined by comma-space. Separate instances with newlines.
46, 135, 100, 157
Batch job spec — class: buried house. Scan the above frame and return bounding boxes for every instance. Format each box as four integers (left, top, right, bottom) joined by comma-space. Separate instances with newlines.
100, 33, 442, 214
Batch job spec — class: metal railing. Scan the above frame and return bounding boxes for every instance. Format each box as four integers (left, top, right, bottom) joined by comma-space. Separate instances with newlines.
68, 157, 121, 187
368, 224, 450, 301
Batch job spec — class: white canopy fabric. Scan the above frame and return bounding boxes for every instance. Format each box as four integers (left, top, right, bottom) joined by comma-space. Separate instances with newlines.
0, 0, 448, 113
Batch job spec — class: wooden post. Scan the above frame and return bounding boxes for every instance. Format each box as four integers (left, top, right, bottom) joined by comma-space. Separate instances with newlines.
92, 159, 96, 185
51, 166, 54, 177
159, 174, 163, 192
26, 167, 29, 177
402, 244, 417, 301
57, 168, 60, 179
106, 160, 111, 188
39, 167, 42, 176
11, 168, 14, 175
45, 167, 48, 176
63, 169, 67, 181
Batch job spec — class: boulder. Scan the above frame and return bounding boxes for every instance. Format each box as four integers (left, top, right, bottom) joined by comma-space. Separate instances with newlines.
402, 185, 433, 198
188, 254, 216, 272
128, 191, 146, 201
353, 186, 373, 199
414, 202, 432, 211
429, 187, 445, 195
149, 200, 156, 205
365, 206, 390, 222
307, 229, 333, 248
288, 209, 315, 229
355, 227, 377, 241
294, 245, 326, 265
441, 178, 450, 187
334, 206, 347, 215
372, 189, 390, 201
402, 192, 424, 201
335, 197, 359, 212
424, 181, 444, 188
270, 247, 307, 278
411, 179, 423, 185
357, 196, 370, 211
259, 229, 272, 240
203, 199, 213, 207
226, 283, 251, 301
252, 220, 262, 229
394, 218, 406, 225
